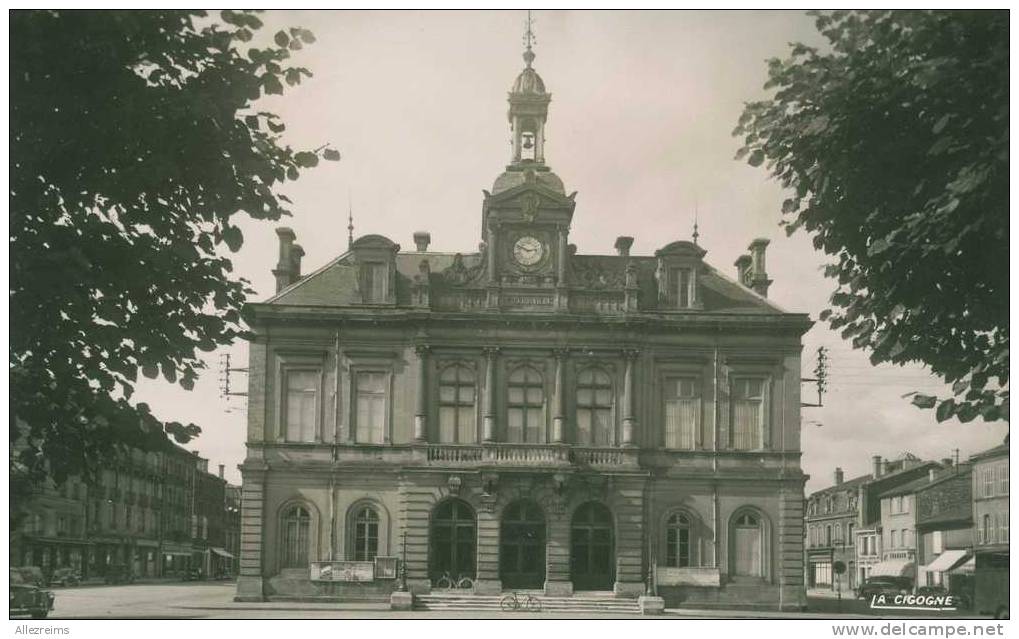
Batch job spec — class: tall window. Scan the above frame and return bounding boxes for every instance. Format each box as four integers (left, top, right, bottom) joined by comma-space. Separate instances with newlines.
732, 512, 763, 577
285, 370, 318, 442
998, 462, 1009, 495
664, 377, 700, 450
439, 365, 477, 444
665, 512, 693, 567
848, 523, 855, 547
576, 368, 613, 446
825, 525, 832, 546
672, 267, 694, 308
984, 469, 995, 497
355, 372, 387, 444
1001, 511, 1009, 543
281, 505, 310, 568
362, 263, 387, 302
353, 507, 379, 561
732, 378, 765, 450
507, 367, 545, 443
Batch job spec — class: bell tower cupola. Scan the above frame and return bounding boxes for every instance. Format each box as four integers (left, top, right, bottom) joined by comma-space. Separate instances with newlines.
508, 11, 551, 166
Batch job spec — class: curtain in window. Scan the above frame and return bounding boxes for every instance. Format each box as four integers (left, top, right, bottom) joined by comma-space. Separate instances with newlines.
286, 370, 318, 442
507, 367, 544, 443
576, 368, 613, 446
281, 506, 310, 568
354, 508, 379, 561
732, 378, 764, 450
439, 365, 477, 444
356, 372, 386, 444
664, 378, 699, 449
666, 513, 693, 567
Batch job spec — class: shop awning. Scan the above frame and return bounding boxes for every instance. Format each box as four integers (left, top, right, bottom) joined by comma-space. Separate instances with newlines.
948, 556, 976, 575
870, 559, 914, 577
211, 547, 234, 559
923, 550, 969, 574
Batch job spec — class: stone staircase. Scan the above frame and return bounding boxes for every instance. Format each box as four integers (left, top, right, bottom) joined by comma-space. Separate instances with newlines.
414, 590, 641, 614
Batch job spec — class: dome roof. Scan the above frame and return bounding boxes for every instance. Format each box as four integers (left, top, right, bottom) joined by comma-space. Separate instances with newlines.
492, 169, 564, 195
511, 67, 546, 95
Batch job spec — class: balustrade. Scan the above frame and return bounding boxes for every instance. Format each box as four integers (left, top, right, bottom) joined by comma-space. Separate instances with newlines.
423, 443, 629, 467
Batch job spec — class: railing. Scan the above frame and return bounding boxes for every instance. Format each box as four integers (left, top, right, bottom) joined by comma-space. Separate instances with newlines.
569, 290, 626, 313
425, 444, 630, 467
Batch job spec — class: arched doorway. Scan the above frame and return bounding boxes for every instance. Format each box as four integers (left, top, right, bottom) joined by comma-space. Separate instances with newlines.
429, 499, 476, 585
500, 500, 546, 589
732, 511, 763, 578
570, 502, 615, 591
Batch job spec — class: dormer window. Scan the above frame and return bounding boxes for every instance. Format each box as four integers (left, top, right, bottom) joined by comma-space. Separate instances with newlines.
674, 267, 694, 308
363, 262, 388, 303
654, 241, 705, 310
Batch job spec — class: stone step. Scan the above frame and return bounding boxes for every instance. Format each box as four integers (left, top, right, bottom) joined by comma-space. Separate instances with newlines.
415, 592, 641, 613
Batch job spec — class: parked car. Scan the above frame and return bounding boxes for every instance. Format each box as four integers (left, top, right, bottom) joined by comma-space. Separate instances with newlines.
103, 563, 135, 585
182, 567, 204, 581
857, 576, 913, 600
916, 584, 971, 610
10, 568, 55, 619
49, 567, 81, 587
11, 566, 46, 588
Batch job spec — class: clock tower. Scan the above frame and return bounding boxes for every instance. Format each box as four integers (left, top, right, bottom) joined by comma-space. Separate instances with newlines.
481, 15, 576, 310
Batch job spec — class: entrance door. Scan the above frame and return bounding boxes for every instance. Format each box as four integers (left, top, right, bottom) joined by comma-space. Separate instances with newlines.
733, 512, 762, 577
500, 500, 546, 589
429, 499, 476, 584
570, 502, 615, 590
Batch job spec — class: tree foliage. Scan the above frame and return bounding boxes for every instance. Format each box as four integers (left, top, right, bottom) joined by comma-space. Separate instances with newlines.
11, 10, 338, 485
734, 10, 1007, 424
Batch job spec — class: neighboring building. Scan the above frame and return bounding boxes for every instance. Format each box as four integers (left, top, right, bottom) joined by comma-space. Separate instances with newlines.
191, 456, 231, 578
225, 484, 242, 577
804, 468, 864, 592
915, 463, 973, 592
236, 38, 813, 611
12, 433, 237, 582
970, 440, 1008, 616
843, 454, 937, 587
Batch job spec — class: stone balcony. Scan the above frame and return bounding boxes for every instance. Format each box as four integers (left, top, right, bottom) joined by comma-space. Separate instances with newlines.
424, 443, 639, 469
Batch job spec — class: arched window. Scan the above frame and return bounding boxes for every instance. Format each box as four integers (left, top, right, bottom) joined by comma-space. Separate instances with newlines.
732, 511, 763, 578
439, 365, 477, 444
281, 505, 311, 568
507, 367, 545, 443
665, 512, 695, 567
353, 507, 379, 561
576, 368, 613, 446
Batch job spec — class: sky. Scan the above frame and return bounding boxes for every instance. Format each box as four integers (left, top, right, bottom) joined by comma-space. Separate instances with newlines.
132, 10, 1008, 490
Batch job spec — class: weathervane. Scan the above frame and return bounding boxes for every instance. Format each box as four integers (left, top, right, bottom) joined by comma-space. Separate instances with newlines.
523, 10, 536, 67
693, 197, 700, 246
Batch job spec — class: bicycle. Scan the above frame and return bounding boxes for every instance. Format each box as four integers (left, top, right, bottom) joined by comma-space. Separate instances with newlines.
434, 572, 474, 590
500, 591, 542, 612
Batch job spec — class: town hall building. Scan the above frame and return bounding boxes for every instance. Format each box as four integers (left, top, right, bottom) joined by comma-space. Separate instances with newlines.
235, 35, 813, 611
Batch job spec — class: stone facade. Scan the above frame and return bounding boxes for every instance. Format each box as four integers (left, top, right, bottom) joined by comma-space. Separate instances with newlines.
236, 43, 812, 611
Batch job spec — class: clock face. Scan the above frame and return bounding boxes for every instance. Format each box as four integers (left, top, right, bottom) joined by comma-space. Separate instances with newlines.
512, 236, 544, 266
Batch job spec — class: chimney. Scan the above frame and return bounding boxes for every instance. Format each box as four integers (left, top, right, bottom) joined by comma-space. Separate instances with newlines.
413, 231, 431, 252
218, 464, 225, 479
872, 455, 883, 478
748, 238, 772, 297
273, 227, 297, 292
614, 236, 634, 257
291, 244, 305, 279
883, 459, 892, 476
734, 254, 752, 287
834, 467, 844, 485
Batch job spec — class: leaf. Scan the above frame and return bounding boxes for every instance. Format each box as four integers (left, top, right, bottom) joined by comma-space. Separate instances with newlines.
748, 149, 766, 167
323, 148, 341, 161
222, 225, 244, 252
911, 394, 937, 409
935, 398, 956, 422
141, 364, 159, 379
235, 28, 253, 43
286, 166, 299, 181
274, 30, 289, 47
298, 28, 316, 44
932, 114, 951, 134
161, 363, 177, 384
245, 115, 259, 130
262, 73, 284, 95
294, 151, 319, 168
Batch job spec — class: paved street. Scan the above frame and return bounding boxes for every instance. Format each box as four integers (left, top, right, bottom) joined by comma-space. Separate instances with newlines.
39, 582, 989, 620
